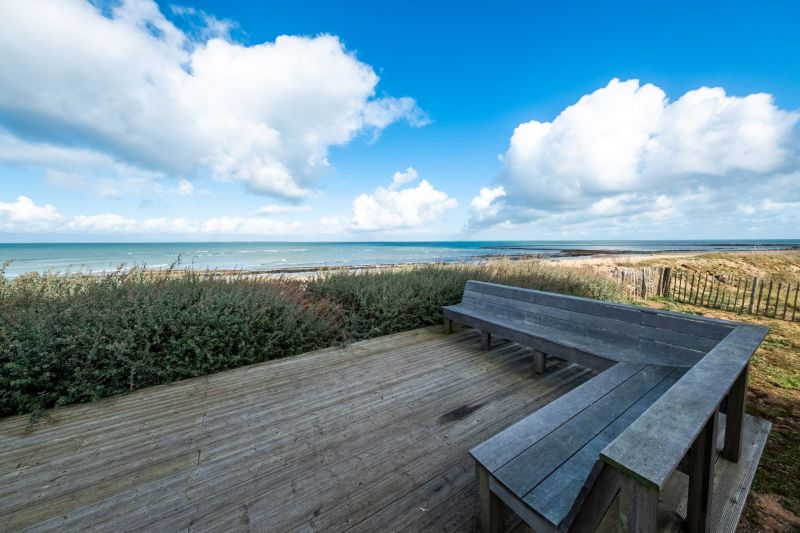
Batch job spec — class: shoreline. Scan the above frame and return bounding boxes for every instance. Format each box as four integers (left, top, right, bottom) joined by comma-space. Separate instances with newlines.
2, 246, 798, 279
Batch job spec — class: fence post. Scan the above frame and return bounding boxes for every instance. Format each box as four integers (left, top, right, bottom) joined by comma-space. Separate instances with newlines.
782, 283, 791, 320
662, 267, 672, 297
641, 268, 647, 299
748, 278, 758, 314
793, 283, 798, 322
762, 280, 773, 316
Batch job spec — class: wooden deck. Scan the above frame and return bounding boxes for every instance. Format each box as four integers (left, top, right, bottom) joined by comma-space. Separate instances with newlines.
0, 326, 768, 532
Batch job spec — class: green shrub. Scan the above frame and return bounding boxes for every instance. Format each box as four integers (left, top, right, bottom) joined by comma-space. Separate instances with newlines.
0, 260, 622, 417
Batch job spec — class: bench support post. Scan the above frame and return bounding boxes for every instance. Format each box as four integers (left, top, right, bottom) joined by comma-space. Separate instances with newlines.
533, 350, 547, 374
686, 411, 718, 533
723, 365, 748, 462
445, 317, 453, 335
481, 331, 492, 351
618, 474, 658, 532
477, 464, 505, 533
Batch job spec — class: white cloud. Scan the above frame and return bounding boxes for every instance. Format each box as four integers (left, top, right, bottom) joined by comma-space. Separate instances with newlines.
0, 0, 426, 199
351, 170, 457, 231
390, 167, 418, 189
469, 186, 507, 224
0, 196, 62, 231
0, 196, 301, 236
469, 78, 800, 235
65, 214, 138, 233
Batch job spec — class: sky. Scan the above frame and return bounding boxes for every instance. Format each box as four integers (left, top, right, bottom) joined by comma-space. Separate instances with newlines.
0, 0, 798, 242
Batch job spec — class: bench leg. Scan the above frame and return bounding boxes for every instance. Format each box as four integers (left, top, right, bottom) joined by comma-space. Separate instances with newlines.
533, 350, 547, 374
618, 474, 658, 532
686, 411, 718, 533
445, 317, 453, 335
481, 331, 492, 351
723, 365, 748, 462
477, 464, 505, 533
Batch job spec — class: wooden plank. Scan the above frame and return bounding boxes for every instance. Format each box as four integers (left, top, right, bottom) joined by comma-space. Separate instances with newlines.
686, 412, 718, 533
522, 367, 684, 529
462, 290, 719, 352
478, 464, 505, 533
722, 365, 748, 462
533, 350, 546, 375
794, 282, 799, 322
470, 363, 642, 472
446, 303, 705, 367
493, 365, 673, 498
464, 281, 734, 338
600, 324, 768, 490
443, 306, 614, 371
782, 283, 790, 320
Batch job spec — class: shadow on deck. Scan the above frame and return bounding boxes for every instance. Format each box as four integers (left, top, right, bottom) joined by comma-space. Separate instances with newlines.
0, 326, 767, 532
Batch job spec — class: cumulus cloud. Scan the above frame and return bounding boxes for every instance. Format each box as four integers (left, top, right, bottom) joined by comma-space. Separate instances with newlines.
0, 0, 426, 199
0, 196, 62, 231
351, 170, 457, 231
469, 78, 800, 235
0, 196, 300, 236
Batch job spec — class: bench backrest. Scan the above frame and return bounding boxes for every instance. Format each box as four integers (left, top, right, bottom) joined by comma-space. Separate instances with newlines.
462, 281, 734, 361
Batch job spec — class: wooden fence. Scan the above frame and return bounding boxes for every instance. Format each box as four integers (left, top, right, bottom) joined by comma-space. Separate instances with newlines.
601, 266, 799, 322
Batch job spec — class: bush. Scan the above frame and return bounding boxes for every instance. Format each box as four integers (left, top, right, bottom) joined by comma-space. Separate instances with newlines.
0, 260, 622, 417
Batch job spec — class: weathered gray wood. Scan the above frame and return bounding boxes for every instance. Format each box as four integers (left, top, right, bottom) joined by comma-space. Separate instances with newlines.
723, 365, 748, 462
478, 464, 505, 533
533, 350, 546, 374
600, 324, 768, 490
522, 367, 684, 529
446, 303, 704, 368
782, 283, 790, 320
567, 465, 622, 533
471, 363, 643, 472
444, 306, 614, 372
462, 290, 719, 352
464, 281, 734, 338
686, 412, 718, 533
482, 331, 492, 351
619, 474, 659, 531
495, 365, 673, 498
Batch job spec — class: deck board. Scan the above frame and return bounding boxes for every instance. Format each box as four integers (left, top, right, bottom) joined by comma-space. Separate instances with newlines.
0, 326, 767, 532
0, 327, 591, 532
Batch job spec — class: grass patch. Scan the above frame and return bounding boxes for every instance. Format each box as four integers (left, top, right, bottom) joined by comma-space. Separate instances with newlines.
0, 260, 621, 418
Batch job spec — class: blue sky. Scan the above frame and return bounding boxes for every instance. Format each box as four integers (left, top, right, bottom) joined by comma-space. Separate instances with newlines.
0, 0, 798, 241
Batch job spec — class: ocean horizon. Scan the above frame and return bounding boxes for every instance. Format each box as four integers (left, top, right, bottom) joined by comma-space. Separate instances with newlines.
1, 240, 798, 278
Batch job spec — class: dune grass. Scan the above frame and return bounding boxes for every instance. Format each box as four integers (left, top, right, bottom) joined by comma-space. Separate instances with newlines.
0, 259, 621, 418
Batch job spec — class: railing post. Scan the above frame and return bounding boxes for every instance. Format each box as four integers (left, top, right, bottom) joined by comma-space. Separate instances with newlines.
723, 365, 748, 462
686, 411, 718, 533
619, 474, 658, 532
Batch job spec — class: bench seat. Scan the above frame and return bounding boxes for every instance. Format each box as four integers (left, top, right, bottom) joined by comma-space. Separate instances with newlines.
444, 303, 704, 369
471, 363, 686, 531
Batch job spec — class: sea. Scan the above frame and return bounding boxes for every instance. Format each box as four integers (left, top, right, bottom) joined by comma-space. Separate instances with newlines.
0, 240, 798, 278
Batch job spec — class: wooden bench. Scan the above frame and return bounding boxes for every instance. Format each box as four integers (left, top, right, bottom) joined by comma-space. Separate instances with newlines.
443, 281, 770, 533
